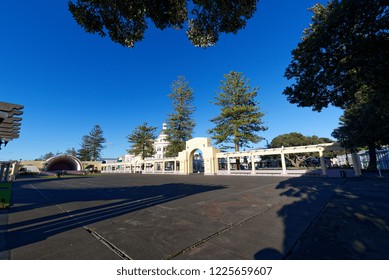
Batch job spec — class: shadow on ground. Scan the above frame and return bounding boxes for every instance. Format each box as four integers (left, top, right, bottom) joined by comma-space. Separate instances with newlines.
255, 176, 389, 260
2, 179, 225, 252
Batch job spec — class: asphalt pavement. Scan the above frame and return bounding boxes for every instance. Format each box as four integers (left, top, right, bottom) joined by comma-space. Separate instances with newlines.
0, 173, 388, 260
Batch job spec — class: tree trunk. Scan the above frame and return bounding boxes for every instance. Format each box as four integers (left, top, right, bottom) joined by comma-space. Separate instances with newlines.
367, 142, 377, 170
285, 154, 305, 168
235, 140, 240, 170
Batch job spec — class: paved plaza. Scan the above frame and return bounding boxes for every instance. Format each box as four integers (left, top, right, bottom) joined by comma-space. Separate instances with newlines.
1, 174, 388, 260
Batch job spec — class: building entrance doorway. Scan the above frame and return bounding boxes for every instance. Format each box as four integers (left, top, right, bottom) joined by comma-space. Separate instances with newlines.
191, 149, 204, 173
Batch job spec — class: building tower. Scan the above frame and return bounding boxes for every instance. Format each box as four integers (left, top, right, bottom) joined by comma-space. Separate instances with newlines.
154, 123, 169, 159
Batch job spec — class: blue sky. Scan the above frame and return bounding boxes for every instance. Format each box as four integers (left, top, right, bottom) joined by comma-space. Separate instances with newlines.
0, 0, 342, 161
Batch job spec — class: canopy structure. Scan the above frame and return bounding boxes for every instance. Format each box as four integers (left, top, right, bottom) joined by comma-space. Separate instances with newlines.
0, 101, 24, 149
44, 155, 84, 172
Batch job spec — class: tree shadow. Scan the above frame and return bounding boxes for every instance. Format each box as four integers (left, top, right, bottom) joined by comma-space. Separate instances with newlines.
1, 178, 226, 252
255, 176, 389, 259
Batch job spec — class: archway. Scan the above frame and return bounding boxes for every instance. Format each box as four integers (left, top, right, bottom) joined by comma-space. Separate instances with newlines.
44, 155, 83, 172
190, 149, 204, 173
177, 138, 220, 175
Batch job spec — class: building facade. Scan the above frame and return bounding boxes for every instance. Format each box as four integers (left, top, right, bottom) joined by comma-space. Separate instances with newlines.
101, 123, 171, 173
154, 123, 169, 159
101, 137, 357, 177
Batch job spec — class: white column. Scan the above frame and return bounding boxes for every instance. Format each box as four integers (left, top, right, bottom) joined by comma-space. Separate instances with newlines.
227, 156, 231, 174
251, 154, 255, 174
10, 162, 18, 181
280, 152, 287, 175
319, 150, 327, 176
351, 152, 362, 176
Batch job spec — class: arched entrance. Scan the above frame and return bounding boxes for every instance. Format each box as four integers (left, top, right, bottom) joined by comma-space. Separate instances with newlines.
190, 149, 204, 173
44, 155, 83, 172
177, 138, 220, 175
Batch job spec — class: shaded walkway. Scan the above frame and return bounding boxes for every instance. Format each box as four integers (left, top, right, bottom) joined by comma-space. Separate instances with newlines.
284, 177, 389, 259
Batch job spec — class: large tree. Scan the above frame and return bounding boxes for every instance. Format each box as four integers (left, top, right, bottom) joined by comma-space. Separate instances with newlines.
283, 0, 389, 168
270, 132, 333, 167
332, 86, 389, 169
284, 0, 388, 111
208, 71, 267, 168
77, 124, 106, 161
165, 76, 196, 157
271, 133, 332, 148
68, 0, 259, 48
127, 122, 157, 159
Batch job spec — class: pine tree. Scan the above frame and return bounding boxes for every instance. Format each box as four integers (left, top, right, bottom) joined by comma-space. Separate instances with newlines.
68, 0, 259, 48
65, 147, 78, 157
165, 76, 196, 157
127, 123, 157, 160
208, 71, 267, 169
78, 124, 106, 161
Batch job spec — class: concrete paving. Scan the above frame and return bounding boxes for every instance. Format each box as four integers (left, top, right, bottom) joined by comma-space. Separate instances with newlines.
0, 173, 388, 260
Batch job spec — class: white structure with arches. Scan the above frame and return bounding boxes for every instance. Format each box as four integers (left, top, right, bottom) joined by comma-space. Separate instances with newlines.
102, 137, 362, 177
176, 137, 220, 175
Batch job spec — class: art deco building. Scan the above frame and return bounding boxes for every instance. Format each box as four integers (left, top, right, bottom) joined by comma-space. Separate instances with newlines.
154, 123, 169, 159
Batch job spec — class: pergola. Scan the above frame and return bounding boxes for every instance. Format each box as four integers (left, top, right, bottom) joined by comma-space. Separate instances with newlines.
0, 101, 24, 148
215, 142, 355, 176
0, 101, 24, 182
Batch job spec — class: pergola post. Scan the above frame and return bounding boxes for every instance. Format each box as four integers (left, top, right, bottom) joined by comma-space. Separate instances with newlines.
4, 162, 10, 181
280, 152, 287, 175
319, 150, 327, 176
10, 162, 18, 181
251, 154, 255, 174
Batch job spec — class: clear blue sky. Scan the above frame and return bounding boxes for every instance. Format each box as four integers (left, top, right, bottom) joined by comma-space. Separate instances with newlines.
0, 0, 342, 161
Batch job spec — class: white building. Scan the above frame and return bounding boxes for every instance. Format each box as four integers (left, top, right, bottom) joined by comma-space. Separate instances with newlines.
101, 123, 171, 173
357, 147, 389, 170
118, 123, 169, 161
332, 147, 389, 170
154, 123, 169, 159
